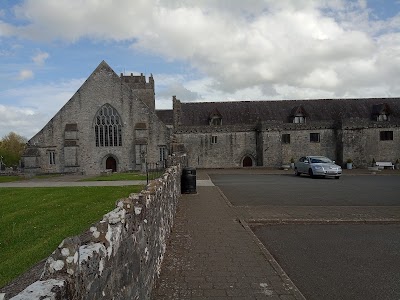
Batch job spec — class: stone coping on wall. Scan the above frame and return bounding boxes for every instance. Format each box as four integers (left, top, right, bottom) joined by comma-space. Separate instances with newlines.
2, 155, 186, 300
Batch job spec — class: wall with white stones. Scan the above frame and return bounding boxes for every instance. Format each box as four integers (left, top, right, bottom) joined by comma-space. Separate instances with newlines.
3, 156, 185, 300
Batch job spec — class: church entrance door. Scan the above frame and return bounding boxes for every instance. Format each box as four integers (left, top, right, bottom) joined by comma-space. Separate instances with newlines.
243, 156, 253, 167
106, 157, 117, 172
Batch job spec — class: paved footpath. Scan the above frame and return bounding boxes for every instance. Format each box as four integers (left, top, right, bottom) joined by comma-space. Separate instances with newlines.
151, 184, 305, 300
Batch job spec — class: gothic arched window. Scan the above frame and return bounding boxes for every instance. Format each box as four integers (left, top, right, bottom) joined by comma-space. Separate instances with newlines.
94, 104, 122, 147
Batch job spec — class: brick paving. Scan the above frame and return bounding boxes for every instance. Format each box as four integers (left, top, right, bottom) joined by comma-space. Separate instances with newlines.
151, 186, 304, 300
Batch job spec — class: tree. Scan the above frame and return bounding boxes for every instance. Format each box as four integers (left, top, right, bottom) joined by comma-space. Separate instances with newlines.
0, 132, 27, 168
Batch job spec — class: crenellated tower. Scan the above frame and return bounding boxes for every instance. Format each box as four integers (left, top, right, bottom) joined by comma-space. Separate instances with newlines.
121, 73, 155, 111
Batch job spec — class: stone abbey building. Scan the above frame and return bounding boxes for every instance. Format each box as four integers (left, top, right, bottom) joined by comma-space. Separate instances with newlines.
22, 61, 400, 174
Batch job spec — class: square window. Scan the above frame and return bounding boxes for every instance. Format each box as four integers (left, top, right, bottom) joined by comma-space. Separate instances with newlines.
380, 131, 393, 141
310, 133, 320, 143
282, 134, 290, 144
211, 135, 218, 144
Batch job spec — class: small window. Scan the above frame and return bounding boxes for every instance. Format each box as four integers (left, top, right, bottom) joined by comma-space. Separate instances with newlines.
377, 114, 388, 121
310, 133, 320, 143
49, 151, 56, 165
210, 117, 222, 126
159, 146, 167, 161
380, 131, 393, 141
211, 135, 218, 144
282, 134, 290, 144
294, 116, 306, 124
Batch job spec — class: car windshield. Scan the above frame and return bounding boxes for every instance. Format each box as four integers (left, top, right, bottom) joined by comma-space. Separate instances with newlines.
310, 157, 332, 164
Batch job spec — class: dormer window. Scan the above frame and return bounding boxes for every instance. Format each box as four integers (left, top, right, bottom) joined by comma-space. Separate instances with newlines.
377, 114, 388, 121
293, 115, 306, 124
210, 116, 222, 126
290, 106, 307, 124
209, 108, 222, 126
372, 103, 390, 122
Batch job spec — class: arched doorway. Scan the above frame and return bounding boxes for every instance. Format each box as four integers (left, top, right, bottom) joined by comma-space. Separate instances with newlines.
242, 156, 253, 167
106, 157, 117, 172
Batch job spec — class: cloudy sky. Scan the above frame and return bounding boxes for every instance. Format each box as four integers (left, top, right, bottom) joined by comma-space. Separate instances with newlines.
1, 0, 400, 139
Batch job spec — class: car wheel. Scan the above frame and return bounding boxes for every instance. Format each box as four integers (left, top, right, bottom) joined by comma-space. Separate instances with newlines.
308, 168, 315, 178
295, 168, 300, 176
335, 176, 340, 179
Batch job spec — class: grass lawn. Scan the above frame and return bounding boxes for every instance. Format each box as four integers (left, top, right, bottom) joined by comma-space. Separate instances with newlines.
0, 185, 143, 288
81, 172, 147, 181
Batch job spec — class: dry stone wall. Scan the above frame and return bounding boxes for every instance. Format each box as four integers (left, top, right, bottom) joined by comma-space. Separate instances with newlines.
4, 156, 185, 300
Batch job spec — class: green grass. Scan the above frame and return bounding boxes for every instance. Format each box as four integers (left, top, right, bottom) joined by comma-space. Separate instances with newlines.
81, 172, 148, 181
0, 176, 25, 183
0, 185, 143, 288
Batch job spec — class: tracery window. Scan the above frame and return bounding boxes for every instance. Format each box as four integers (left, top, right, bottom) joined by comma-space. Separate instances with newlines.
94, 104, 122, 147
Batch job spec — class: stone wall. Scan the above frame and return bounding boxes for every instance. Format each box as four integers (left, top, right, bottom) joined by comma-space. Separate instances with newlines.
22, 61, 170, 175
341, 120, 400, 168
4, 156, 185, 300
176, 125, 258, 168
175, 119, 400, 169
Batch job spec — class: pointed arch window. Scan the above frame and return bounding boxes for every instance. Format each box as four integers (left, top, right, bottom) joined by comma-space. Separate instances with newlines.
94, 104, 122, 147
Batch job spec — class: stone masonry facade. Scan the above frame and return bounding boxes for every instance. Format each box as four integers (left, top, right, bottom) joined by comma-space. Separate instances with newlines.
171, 97, 400, 169
22, 61, 400, 173
22, 61, 170, 175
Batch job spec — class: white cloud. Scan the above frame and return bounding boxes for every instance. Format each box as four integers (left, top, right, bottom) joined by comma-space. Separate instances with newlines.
32, 51, 49, 65
0, 104, 42, 139
0, 78, 84, 138
2, 0, 400, 101
17, 69, 34, 80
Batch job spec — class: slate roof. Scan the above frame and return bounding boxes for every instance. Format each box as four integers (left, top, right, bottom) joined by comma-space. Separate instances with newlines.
156, 110, 173, 125
372, 103, 391, 115
22, 147, 40, 157
178, 98, 400, 126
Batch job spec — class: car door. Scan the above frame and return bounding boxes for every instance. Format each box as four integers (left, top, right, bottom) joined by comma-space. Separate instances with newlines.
297, 157, 306, 173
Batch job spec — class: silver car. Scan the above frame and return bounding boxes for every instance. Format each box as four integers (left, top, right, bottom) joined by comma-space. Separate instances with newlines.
294, 156, 342, 179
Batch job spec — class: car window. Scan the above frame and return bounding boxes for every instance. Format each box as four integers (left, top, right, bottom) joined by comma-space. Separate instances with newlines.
310, 157, 332, 163
299, 157, 305, 162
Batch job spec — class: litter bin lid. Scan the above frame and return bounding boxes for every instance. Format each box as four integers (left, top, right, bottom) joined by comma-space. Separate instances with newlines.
182, 167, 196, 174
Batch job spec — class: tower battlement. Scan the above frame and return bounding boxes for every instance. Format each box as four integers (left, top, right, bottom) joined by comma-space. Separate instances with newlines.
120, 73, 154, 90
120, 73, 155, 111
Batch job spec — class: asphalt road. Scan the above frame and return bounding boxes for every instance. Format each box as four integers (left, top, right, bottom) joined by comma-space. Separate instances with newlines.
210, 174, 400, 206
252, 224, 400, 300
209, 173, 400, 300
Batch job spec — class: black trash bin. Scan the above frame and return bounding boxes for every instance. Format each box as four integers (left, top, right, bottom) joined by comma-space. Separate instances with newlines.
181, 167, 196, 194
